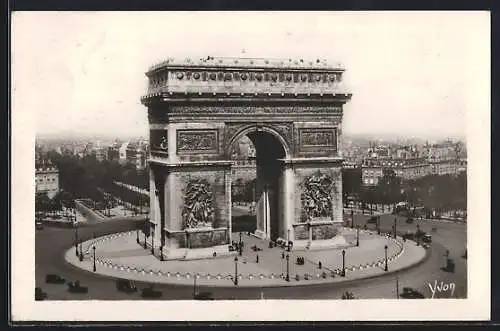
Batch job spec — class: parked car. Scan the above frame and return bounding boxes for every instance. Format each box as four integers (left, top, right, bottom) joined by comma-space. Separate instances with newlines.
400, 287, 425, 299
341, 291, 355, 299
35, 287, 48, 301
141, 285, 162, 299
36, 221, 44, 230
45, 274, 66, 284
116, 279, 137, 293
422, 243, 431, 249
406, 218, 414, 224
422, 234, 432, 244
194, 292, 214, 300
67, 280, 88, 293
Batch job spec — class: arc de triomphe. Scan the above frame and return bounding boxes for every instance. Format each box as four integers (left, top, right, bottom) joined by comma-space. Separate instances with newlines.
141, 56, 352, 260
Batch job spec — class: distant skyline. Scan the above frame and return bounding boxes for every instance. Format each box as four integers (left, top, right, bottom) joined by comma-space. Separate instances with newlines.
13, 12, 489, 139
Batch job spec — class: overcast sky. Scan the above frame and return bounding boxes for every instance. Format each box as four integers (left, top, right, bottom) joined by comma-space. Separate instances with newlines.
12, 11, 489, 140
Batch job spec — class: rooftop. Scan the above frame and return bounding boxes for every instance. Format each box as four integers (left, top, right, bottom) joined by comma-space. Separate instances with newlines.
148, 56, 345, 73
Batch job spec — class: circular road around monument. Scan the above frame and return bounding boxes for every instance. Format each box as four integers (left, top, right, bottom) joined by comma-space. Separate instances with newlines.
35, 213, 467, 300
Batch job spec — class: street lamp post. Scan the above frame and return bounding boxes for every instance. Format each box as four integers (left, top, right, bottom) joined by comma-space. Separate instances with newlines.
356, 225, 360, 247
394, 218, 397, 238
384, 245, 388, 272
239, 232, 243, 256
74, 224, 79, 256
234, 257, 239, 285
193, 275, 197, 298
285, 253, 290, 282
416, 224, 420, 246
151, 230, 155, 255
93, 246, 96, 272
341, 249, 346, 277
396, 276, 399, 299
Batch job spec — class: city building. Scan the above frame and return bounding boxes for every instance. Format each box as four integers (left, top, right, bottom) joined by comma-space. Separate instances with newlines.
361, 157, 430, 186
126, 140, 148, 170
118, 142, 129, 165
94, 146, 107, 162
428, 140, 460, 176
35, 160, 59, 199
107, 141, 121, 162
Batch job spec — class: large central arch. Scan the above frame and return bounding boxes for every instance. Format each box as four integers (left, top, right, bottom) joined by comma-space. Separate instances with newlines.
142, 56, 352, 259
229, 126, 288, 241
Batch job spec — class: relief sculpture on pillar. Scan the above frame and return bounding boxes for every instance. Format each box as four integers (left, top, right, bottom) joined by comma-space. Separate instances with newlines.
300, 171, 335, 222
182, 179, 215, 229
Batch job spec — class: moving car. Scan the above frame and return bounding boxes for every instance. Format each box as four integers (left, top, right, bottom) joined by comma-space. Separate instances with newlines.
116, 279, 137, 293
45, 274, 66, 284
141, 285, 162, 299
405, 218, 414, 224
67, 280, 89, 293
400, 287, 425, 299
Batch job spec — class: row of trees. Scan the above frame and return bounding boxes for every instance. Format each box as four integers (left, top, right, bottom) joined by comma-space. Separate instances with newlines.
342, 167, 467, 214
231, 178, 257, 203
46, 152, 149, 208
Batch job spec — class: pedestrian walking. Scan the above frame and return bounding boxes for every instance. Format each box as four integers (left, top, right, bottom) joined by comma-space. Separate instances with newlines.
256, 255, 259, 263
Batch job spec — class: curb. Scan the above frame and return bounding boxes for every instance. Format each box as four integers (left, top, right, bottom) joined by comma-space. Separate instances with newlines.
65, 229, 426, 288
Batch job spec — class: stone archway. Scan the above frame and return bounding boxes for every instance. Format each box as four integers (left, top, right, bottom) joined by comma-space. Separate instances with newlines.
142, 56, 352, 259
228, 126, 289, 241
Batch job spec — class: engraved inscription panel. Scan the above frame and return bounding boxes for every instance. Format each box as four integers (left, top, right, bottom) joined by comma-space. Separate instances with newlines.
150, 130, 168, 154
177, 129, 219, 154
299, 128, 337, 152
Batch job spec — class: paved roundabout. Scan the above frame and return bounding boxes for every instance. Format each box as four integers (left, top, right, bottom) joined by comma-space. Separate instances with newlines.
65, 227, 426, 287
36, 213, 467, 299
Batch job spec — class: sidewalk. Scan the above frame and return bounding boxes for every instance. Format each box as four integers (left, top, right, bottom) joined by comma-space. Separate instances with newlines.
65, 228, 426, 288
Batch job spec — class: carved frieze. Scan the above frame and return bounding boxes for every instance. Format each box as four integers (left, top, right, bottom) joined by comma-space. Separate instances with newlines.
300, 172, 335, 222
177, 129, 219, 154
168, 105, 342, 115
182, 179, 215, 229
299, 128, 337, 153
150, 130, 168, 154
